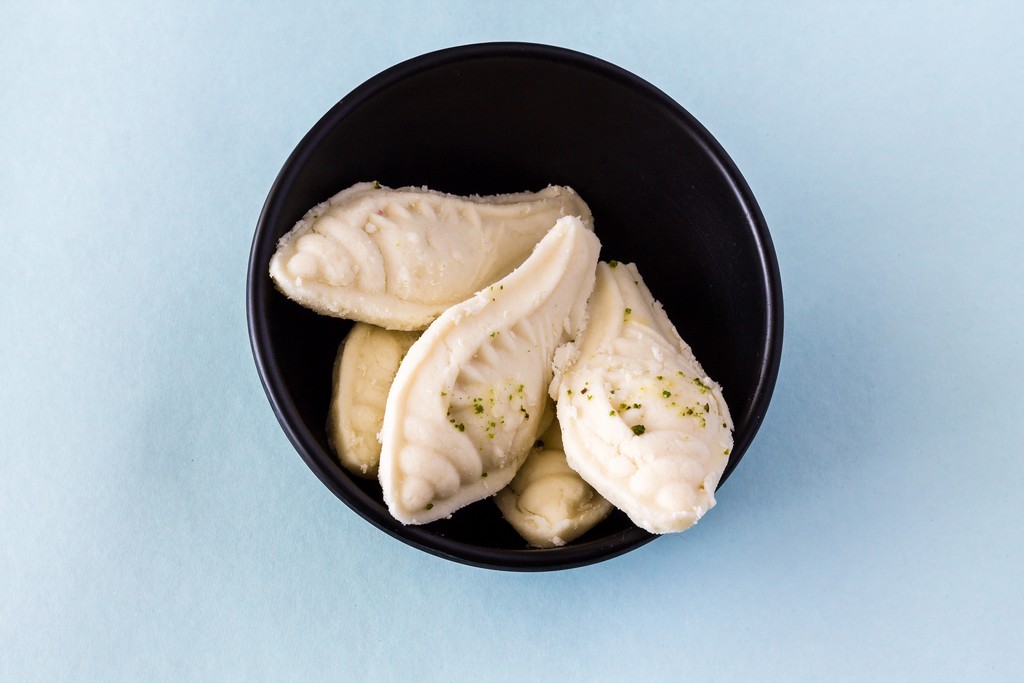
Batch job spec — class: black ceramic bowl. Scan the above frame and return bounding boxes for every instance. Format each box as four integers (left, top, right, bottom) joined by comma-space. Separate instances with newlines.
247, 42, 782, 571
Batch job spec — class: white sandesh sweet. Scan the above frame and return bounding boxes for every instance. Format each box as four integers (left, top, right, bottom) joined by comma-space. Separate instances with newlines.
494, 416, 613, 548
327, 323, 420, 478
269, 182, 593, 331
378, 216, 600, 525
553, 261, 734, 534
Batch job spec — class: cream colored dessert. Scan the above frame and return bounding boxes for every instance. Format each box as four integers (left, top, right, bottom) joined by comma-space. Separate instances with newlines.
327, 323, 420, 478
495, 417, 613, 548
378, 216, 600, 525
269, 182, 593, 330
553, 261, 734, 534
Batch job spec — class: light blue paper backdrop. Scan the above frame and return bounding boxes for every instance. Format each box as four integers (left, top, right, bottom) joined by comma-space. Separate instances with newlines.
2, 2, 1022, 680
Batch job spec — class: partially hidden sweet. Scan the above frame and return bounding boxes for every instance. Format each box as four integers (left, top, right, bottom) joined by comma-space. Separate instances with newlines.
494, 416, 613, 548
327, 323, 420, 478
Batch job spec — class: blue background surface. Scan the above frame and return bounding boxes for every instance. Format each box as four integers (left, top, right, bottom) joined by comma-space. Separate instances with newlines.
2, 2, 1022, 680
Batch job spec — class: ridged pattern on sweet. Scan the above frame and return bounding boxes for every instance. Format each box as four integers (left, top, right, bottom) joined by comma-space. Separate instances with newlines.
269, 182, 593, 330
554, 262, 734, 534
378, 217, 600, 525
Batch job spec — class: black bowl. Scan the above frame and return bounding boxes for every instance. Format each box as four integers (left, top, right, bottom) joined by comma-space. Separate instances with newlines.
247, 42, 782, 571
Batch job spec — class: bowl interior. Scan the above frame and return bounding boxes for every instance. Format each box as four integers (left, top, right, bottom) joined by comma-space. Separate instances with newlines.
248, 43, 782, 570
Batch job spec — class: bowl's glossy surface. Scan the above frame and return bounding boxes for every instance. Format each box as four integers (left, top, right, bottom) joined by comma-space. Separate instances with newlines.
247, 42, 783, 571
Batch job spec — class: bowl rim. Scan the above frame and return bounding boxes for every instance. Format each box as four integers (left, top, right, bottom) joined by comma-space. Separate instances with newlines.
246, 41, 784, 571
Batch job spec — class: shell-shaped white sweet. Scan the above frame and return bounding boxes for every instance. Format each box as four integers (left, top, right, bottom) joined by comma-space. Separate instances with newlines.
326, 323, 420, 478
269, 182, 594, 330
553, 262, 734, 534
494, 418, 613, 548
379, 216, 601, 525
